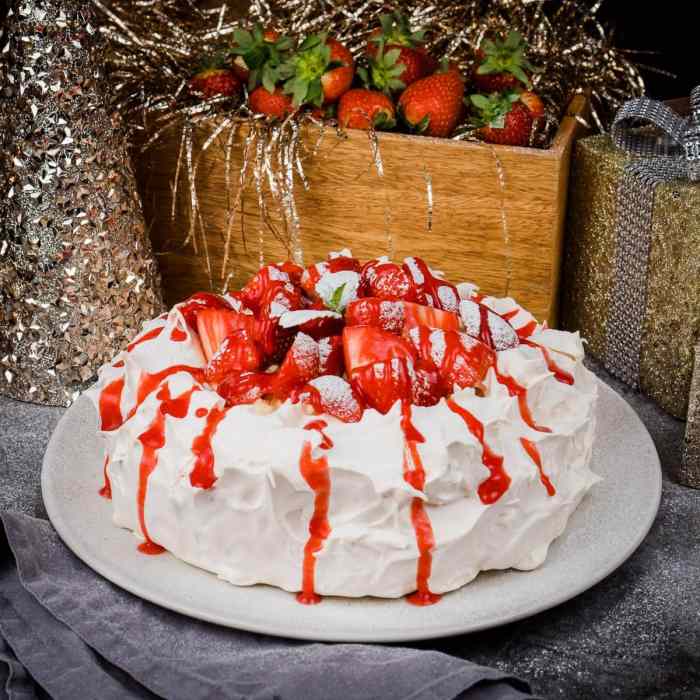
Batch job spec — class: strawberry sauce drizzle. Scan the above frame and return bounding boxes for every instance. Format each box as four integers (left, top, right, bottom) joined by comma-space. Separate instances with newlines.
304, 420, 333, 450
195, 407, 208, 418
478, 304, 494, 347
170, 327, 187, 342
400, 402, 441, 606
136, 384, 199, 555
521, 339, 575, 386
113, 360, 125, 368
132, 365, 205, 417
98, 377, 125, 431
516, 320, 538, 339
99, 454, 112, 499
520, 437, 556, 496
501, 309, 519, 321
446, 398, 511, 504
127, 326, 164, 352
296, 441, 332, 605
491, 360, 552, 434
189, 406, 228, 489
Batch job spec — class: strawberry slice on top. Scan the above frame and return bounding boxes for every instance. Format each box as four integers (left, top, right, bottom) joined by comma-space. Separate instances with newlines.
204, 329, 263, 385
178, 292, 234, 330
197, 308, 255, 362
295, 375, 364, 423
459, 299, 519, 351
402, 301, 460, 331
402, 256, 459, 312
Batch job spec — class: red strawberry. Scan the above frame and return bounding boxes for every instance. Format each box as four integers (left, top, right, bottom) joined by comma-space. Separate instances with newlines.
204, 329, 263, 384
318, 335, 344, 375
473, 31, 534, 93
178, 292, 233, 329
249, 86, 295, 119
518, 90, 545, 120
337, 89, 396, 130
230, 25, 291, 87
270, 332, 320, 399
350, 357, 414, 414
364, 12, 436, 91
469, 91, 539, 147
217, 371, 273, 406
411, 359, 445, 406
345, 297, 405, 334
279, 309, 344, 341
458, 299, 519, 351
403, 301, 460, 331
343, 325, 416, 371
402, 257, 459, 312
197, 308, 254, 361
397, 67, 465, 138
240, 264, 295, 311
296, 375, 364, 422
362, 260, 417, 301
301, 253, 361, 299
284, 33, 354, 107
189, 67, 241, 99
406, 326, 493, 390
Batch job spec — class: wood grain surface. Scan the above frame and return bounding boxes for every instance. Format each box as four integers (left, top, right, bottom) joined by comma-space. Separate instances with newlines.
135, 94, 588, 326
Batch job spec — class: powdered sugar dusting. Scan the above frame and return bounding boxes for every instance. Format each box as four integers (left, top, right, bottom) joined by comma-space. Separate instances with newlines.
429, 330, 446, 367
329, 248, 353, 259
268, 267, 289, 282
487, 314, 519, 351
459, 300, 481, 336
318, 337, 332, 367
379, 301, 405, 333
308, 375, 360, 419
315, 270, 360, 311
437, 285, 458, 312
457, 282, 480, 300
290, 333, 318, 371
403, 257, 424, 284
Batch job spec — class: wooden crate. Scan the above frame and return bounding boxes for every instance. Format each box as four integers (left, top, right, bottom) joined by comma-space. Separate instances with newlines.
135, 94, 587, 326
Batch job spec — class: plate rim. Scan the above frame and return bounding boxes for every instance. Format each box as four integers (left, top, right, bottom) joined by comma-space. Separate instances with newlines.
41, 380, 662, 642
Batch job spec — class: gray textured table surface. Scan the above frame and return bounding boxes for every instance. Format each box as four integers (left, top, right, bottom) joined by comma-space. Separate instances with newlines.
1, 361, 698, 699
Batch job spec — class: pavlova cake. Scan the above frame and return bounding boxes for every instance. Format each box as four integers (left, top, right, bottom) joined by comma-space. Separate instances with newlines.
89, 251, 598, 605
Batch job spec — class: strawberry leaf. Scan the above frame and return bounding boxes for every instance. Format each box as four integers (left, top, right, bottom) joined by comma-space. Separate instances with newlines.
327, 283, 347, 313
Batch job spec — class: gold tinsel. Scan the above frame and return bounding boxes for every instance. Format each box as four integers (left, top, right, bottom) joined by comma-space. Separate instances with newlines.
94, 0, 646, 282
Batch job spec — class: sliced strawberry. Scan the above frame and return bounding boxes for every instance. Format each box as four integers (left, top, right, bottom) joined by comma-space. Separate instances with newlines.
240, 264, 294, 311
197, 308, 255, 361
327, 254, 361, 274
407, 326, 493, 390
270, 332, 320, 399
296, 375, 364, 423
459, 299, 519, 351
318, 335, 344, 375
255, 315, 294, 363
366, 261, 417, 301
411, 359, 445, 407
300, 261, 329, 299
402, 257, 459, 312
205, 329, 263, 384
403, 301, 460, 332
276, 261, 304, 285
217, 371, 273, 406
259, 280, 304, 320
345, 297, 405, 334
178, 292, 232, 329
279, 309, 344, 340
350, 357, 413, 414
343, 325, 416, 374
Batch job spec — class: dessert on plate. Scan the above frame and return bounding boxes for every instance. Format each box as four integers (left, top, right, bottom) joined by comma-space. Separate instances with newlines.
89, 250, 599, 605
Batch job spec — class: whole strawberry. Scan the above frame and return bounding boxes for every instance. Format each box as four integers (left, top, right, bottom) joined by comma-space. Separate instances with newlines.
473, 31, 535, 92
469, 91, 540, 147
230, 24, 293, 92
397, 66, 465, 138
338, 89, 396, 130
364, 12, 437, 92
249, 86, 295, 119
282, 32, 354, 107
189, 65, 241, 99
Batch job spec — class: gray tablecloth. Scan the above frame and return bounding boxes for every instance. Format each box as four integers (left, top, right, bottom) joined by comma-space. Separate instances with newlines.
1, 361, 698, 699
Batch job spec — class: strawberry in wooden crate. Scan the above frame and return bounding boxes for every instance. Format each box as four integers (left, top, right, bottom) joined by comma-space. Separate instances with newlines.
337, 89, 396, 130
469, 90, 544, 147
189, 62, 241, 99
398, 65, 465, 138
229, 24, 292, 90
473, 31, 535, 92
365, 12, 437, 91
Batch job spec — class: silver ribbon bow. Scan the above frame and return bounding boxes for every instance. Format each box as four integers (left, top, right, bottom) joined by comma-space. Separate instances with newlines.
604, 87, 700, 388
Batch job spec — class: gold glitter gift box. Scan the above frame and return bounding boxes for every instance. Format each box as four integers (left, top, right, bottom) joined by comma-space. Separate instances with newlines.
561, 127, 700, 420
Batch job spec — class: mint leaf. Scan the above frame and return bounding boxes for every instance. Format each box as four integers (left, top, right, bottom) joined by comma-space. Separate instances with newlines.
327, 283, 347, 312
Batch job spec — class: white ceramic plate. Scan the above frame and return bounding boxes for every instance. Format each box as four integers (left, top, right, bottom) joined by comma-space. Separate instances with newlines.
42, 381, 661, 643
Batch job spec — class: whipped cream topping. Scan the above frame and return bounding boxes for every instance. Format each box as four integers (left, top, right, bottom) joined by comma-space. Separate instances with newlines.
88, 290, 599, 601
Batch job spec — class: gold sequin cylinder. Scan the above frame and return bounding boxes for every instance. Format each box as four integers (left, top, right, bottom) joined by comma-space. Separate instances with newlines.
561, 135, 700, 419
0, 0, 163, 407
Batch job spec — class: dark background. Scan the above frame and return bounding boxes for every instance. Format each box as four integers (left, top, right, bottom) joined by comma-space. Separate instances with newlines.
598, 1, 693, 99
0, 1, 693, 99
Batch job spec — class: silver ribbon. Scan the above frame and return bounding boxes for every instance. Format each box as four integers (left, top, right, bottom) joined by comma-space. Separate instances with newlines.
603, 87, 700, 387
